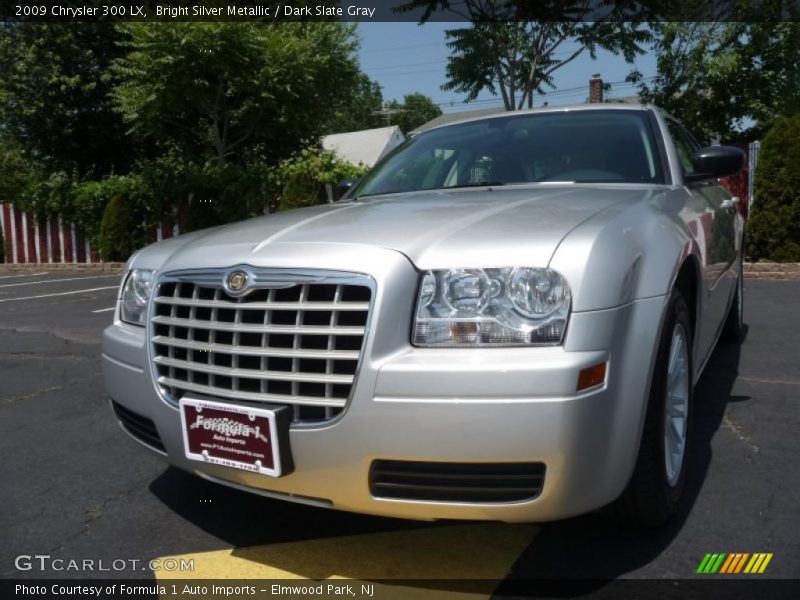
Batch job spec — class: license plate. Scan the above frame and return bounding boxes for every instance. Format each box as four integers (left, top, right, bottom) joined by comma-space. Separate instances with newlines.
179, 398, 293, 477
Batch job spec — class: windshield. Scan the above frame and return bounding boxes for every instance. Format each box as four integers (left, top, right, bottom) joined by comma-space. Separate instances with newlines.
352, 110, 664, 198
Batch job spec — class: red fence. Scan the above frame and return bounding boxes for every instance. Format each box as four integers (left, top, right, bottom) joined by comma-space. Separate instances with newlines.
0, 203, 99, 264
0, 203, 179, 265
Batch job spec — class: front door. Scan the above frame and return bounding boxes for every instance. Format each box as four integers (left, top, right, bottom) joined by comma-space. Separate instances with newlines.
667, 121, 737, 365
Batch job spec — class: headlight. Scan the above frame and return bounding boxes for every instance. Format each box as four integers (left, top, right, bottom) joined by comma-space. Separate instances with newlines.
120, 269, 155, 326
413, 267, 571, 346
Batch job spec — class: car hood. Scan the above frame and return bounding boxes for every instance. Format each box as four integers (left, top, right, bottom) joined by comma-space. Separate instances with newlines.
140, 185, 655, 270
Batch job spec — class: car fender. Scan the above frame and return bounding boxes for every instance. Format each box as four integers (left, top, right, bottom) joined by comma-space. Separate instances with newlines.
548, 188, 703, 497
549, 187, 700, 312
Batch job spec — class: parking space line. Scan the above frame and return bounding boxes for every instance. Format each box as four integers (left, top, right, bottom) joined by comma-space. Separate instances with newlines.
0, 286, 118, 302
155, 523, 537, 588
0, 272, 49, 280
0, 274, 119, 288
92, 307, 116, 313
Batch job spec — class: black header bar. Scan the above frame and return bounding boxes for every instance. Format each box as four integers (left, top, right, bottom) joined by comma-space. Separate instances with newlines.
2, 0, 800, 23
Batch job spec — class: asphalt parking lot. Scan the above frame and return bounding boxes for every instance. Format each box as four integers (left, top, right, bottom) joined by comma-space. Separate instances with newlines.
1, 271, 798, 594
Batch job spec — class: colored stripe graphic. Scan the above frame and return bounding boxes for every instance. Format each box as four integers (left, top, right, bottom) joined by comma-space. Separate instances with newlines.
699, 552, 773, 574
758, 553, 774, 573
729, 552, 750, 573
744, 553, 774, 574
696, 553, 713, 573
734, 553, 750, 573
719, 554, 736, 573
710, 553, 726, 573
697, 553, 727, 573
721, 553, 749, 573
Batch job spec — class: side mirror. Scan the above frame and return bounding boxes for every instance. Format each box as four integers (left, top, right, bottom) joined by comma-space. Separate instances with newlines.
334, 178, 360, 201
685, 146, 745, 183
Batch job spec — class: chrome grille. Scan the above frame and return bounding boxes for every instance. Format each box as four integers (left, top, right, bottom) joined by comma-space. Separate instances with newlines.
150, 268, 373, 424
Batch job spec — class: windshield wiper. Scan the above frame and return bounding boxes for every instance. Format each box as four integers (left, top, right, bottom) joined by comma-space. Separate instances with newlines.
445, 181, 507, 189
354, 181, 507, 199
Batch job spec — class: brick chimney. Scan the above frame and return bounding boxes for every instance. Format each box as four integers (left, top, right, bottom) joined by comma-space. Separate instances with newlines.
589, 74, 604, 103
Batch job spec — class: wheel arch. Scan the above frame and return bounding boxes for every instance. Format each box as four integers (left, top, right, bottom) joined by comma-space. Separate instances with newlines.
672, 254, 702, 346
617, 252, 701, 497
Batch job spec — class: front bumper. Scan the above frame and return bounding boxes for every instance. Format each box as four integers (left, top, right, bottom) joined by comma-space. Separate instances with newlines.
102, 246, 667, 523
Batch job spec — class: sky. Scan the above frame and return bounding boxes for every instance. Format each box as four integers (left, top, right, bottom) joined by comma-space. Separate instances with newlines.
356, 22, 658, 114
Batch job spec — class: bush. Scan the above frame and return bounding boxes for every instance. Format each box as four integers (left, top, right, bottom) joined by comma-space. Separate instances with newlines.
23, 170, 75, 219
280, 173, 328, 210
98, 194, 142, 262
19, 174, 150, 255
748, 114, 800, 262
275, 148, 367, 211
0, 136, 36, 201
72, 176, 142, 249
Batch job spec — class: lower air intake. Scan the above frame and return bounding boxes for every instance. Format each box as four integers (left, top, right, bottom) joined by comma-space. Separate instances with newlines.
111, 400, 166, 453
370, 460, 545, 503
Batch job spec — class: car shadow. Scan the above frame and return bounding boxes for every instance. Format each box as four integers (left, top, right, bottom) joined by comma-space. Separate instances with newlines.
499, 326, 751, 593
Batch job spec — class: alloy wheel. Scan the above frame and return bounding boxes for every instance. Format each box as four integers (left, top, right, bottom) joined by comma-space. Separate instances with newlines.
664, 323, 690, 487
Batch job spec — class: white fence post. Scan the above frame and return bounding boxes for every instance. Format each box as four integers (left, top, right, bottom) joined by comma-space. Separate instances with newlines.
46, 218, 53, 263
34, 218, 41, 263
748, 140, 760, 211
10, 204, 19, 264
70, 223, 77, 264
58, 216, 65, 264
0, 204, 6, 263
21, 212, 30, 263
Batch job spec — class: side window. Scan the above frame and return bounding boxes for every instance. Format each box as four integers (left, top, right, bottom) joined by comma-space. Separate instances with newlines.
666, 120, 699, 174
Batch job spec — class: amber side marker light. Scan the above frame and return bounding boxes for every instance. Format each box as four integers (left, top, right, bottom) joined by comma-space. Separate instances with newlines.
577, 362, 607, 392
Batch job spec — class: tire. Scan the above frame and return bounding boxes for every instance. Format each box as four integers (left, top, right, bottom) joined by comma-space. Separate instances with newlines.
721, 253, 744, 342
605, 289, 693, 527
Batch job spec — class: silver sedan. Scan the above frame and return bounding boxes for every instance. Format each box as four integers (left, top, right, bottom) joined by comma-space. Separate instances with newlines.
103, 104, 745, 526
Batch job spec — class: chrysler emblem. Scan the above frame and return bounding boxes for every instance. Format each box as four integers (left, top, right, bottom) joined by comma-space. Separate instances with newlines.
225, 270, 249, 295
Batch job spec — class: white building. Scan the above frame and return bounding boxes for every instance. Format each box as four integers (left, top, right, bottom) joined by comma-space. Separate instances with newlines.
322, 125, 406, 167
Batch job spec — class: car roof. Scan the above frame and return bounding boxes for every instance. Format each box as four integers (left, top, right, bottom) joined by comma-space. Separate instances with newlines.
419, 103, 659, 135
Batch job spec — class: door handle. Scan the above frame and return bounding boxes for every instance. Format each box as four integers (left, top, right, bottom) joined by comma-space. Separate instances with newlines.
721, 197, 740, 209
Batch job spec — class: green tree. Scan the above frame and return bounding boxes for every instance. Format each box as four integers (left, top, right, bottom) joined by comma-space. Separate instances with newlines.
23, 171, 75, 221
71, 175, 150, 249
327, 73, 385, 133
112, 22, 363, 167
398, 1, 649, 110
629, 22, 800, 143
748, 115, 800, 262
0, 23, 133, 177
387, 93, 442, 133
0, 135, 36, 202
98, 194, 142, 262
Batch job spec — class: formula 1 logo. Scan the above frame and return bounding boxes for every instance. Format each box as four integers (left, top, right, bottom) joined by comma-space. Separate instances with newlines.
190, 415, 268, 443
